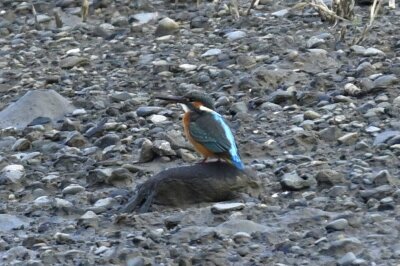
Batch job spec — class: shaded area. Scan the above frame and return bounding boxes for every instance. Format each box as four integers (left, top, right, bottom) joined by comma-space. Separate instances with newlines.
122, 162, 260, 213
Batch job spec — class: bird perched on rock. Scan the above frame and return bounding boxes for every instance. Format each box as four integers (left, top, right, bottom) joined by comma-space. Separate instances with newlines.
157, 91, 244, 170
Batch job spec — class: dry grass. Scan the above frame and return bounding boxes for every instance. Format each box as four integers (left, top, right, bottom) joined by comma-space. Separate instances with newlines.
352, 0, 383, 45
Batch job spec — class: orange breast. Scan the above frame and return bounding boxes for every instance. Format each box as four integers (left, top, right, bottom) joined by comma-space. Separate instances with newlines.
183, 112, 216, 159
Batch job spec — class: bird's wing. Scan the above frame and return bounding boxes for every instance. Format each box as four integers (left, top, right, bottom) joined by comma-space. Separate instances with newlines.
188, 112, 237, 155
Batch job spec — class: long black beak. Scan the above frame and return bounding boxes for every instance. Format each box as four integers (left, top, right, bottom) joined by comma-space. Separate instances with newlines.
155, 95, 188, 104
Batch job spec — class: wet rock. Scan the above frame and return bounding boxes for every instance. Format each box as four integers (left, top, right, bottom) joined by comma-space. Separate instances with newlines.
122, 162, 260, 212
0, 90, 75, 129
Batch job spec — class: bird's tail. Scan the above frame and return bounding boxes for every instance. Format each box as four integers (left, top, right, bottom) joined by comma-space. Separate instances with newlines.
225, 155, 244, 170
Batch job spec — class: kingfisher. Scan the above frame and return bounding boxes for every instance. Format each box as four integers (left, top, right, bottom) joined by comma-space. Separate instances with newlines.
156, 91, 244, 170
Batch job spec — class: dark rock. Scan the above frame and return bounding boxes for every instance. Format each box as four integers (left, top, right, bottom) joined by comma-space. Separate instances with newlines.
122, 162, 260, 212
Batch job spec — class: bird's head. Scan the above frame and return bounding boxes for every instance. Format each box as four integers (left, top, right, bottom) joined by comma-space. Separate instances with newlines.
156, 91, 215, 112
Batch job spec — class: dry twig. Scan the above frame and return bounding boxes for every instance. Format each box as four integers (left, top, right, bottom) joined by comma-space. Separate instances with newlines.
82, 0, 89, 22
352, 0, 382, 45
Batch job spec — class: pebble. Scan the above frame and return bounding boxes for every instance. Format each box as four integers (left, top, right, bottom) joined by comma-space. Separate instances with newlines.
149, 114, 167, 124
225, 31, 246, 41
11, 138, 31, 151
337, 252, 357, 266
338, 133, 359, 145
211, 202, 245, 214
136, 107, 164, 117
62, 184, 85, 195
280, 171, 316, 191
326, 218, 349, 231
0, 164, 25, 184
201, 49, 222, 57
139, 139, 155, 163
155, 17, 179, 37
152, 140, 176, 156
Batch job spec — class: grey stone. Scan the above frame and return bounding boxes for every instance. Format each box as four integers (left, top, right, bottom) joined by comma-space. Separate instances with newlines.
225, 31, 246, 41
323, 237, 363, 256
132, 12, 158, 24
60, 56, 89, 69
0, 164, 25, 184
373, 131, 400, 145
152, 140, 176, 156
139, 139, 155, 163
271, 9, 289, 17
136, 106, 164, 117
338, 132, 359, 145
372, 74, 398, 88
211, 202, 245, 214
281, 171, 316, 191
155, 17, 179, 37
62, 184, 85, 195
326, 218, 349, 231
215, 219, 271, 236
307, 36, 325, 48
0, 90, 75, 129
230, 102, 248, 114
149, 114, 167, 124
337, 252, 357, 266
0, 214, 29, 232
319, 126, 342, 142
315, 169, 346, 187
201, 49, 222, 57
11, 138, 31, 151
94, 133, 120, 148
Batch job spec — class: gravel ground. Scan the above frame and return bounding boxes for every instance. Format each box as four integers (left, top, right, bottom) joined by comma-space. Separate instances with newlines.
0, 0, 400, 265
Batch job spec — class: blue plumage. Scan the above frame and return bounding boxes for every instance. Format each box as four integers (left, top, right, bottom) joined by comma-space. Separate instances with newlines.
211, 113, 244, 170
